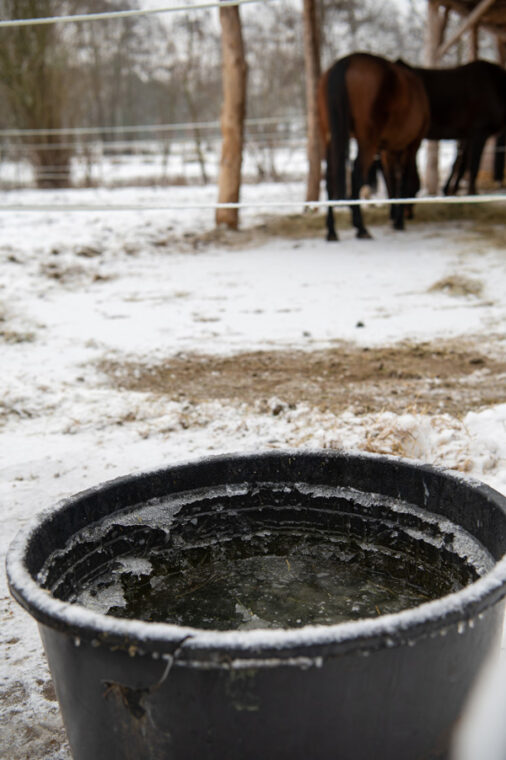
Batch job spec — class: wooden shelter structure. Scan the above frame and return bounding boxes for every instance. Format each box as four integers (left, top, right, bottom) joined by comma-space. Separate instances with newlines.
428, 0, 506, 61
425, 0, 506, 191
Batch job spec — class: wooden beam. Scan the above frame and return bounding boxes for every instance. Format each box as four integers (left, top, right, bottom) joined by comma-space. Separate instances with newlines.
438, 0, 497, 58
440, 0, 506, 38
469, 23, 480, 59
497, 33, 506, 63
426, 1, 449, 65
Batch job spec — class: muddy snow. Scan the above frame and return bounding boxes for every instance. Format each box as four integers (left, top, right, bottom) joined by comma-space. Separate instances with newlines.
1, 182, 505, 759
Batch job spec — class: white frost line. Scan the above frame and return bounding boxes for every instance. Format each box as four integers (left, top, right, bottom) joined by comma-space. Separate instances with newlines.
1, 194, 504, 212
0, 116, 302, 138
0, 0, 275, 28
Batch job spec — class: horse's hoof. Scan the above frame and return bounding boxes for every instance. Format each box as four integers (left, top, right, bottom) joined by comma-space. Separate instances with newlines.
356, 229, 372, 239
326, 232, 339, 242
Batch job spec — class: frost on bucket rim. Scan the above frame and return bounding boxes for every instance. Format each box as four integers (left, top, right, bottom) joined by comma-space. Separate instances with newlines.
6, 450, 506, 661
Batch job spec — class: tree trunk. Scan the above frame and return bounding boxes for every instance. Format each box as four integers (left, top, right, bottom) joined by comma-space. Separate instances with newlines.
216, 5, 247, 230
0, 1, 74, 189
498, 36, 506, 68
183, 79, 209, 185
303, 0, 321, 204
32, 136, 72, 189
424, 0, 447, 194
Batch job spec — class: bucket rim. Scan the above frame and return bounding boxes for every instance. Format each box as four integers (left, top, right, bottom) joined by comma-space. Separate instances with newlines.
6, 449, 506, 661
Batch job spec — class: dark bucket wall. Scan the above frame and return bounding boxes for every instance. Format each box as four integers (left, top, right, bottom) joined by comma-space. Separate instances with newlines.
7, 452, 506, 760
40, 602, 504, 760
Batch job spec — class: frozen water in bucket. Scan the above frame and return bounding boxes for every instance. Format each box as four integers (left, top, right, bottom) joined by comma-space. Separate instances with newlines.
38, 482, 495, 630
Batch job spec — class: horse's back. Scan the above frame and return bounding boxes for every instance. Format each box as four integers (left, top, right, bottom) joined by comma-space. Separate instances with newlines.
414, 60, 506, 138
343, 54, 428, 150
384, 65, 429, 149
342, 53, 399, 133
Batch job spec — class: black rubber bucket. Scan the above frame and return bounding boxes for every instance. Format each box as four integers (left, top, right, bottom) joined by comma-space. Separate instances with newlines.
6, 451, 506, 760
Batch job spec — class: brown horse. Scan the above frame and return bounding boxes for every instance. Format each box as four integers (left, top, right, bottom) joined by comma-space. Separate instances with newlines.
318, 53, 430, 240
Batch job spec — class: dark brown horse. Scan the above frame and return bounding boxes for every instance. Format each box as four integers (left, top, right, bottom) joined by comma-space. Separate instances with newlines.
318, 52, 429, 241
444, 129, 506, 195
444, 139, 475, 195
494, 129, 506, 185
398, 59, 506, 196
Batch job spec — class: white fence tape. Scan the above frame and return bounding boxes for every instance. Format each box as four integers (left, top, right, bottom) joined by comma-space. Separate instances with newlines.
0, 194, 504, 213
0, 0, 275, 28
0, 116, 301, 138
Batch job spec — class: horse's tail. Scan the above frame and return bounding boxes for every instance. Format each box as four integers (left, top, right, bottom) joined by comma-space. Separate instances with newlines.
493, 129, 505, 184
326, 57, 351, 200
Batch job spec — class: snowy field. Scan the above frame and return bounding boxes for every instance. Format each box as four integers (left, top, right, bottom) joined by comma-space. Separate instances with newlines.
0, 137, 309, 188
1, 180, 505, 759
0, 136, 461, 189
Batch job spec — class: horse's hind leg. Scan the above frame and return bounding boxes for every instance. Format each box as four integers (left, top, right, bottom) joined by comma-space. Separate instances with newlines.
325, 146, 338, 241
467, 135, 486, 195
382, 151, 404, 230
444, 141, 467, 195
380, 157, 398, 225
351, 155, 372, 238
404, 156, 420, 220
494, 130, 505, 184
444, 142, 464, 195
396, 154, 412, 230
326, 207, 337, 241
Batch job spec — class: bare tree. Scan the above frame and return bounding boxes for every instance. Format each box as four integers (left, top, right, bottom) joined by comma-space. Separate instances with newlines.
73, 1, 170, 129
168, 13, 222, 184
318, 0, 425, 66
0, 0, 75, 187
216, 3, 248, 229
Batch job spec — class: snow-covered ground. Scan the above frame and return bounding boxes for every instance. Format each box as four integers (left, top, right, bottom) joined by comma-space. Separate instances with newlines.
0, 137, 461, 189
0, 138, 309, 187
0, 180, 505, 759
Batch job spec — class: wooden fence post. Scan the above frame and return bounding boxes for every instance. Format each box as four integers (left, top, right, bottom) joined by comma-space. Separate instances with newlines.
424, 0, 445, 194
216, 3, 248, 230
303, 0, 321, 205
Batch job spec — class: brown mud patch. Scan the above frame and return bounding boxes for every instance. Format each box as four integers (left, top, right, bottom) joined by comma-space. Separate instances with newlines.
99, 338, 506, 417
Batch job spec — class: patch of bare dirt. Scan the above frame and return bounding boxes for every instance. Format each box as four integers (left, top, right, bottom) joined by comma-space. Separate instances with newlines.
98, 337, 506, 417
